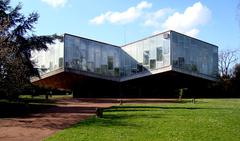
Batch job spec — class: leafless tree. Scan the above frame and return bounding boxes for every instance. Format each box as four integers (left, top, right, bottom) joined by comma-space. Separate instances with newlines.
219, 49, 239, 78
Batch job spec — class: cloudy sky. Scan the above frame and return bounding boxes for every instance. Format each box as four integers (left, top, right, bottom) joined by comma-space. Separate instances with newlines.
11, 0, 240, 50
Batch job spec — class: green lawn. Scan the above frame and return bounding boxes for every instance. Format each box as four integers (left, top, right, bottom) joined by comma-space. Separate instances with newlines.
46, 99, 240, 141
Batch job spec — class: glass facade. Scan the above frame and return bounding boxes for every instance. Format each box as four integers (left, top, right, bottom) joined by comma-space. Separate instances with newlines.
34, 31, 218, 81
32, 40, 64, 75
64, 34, 121, 78
170, 31, 218, 77
121, 32, 171, 76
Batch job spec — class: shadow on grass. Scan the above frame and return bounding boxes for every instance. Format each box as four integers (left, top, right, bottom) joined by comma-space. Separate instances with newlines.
72, 114, 142, 128
0, 99, 55, 118
20, 98, 56, 104
72, 107, 172, 128
104, 105, 229, 112
54, 103, 232, 130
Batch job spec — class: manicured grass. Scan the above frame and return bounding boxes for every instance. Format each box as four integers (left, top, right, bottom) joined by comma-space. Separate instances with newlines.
46, 99, 240, 141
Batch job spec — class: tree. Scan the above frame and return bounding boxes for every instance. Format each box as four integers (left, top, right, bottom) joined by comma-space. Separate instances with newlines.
218, 49, 238, 79
232, 64, 240, 97
213, 49, 240, 97
0, 0, 61, 98
233, 64, 240, 79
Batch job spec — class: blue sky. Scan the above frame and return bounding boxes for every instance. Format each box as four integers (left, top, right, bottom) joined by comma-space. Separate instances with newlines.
11, 0, 240, 51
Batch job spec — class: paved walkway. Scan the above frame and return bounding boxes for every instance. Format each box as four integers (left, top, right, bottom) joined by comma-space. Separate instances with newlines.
0, 98, 177, 141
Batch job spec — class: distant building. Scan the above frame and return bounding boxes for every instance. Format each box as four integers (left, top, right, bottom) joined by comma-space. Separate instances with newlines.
32, 30, 218, 97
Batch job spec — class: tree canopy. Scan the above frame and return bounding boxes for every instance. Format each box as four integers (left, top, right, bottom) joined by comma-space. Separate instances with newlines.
0, 0, 62, 98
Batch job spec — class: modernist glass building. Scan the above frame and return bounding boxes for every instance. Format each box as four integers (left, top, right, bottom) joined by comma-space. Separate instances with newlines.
32, 30, 218, 97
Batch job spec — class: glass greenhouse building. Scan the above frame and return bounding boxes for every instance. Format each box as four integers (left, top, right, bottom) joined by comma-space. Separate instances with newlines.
32, 30, 218, 97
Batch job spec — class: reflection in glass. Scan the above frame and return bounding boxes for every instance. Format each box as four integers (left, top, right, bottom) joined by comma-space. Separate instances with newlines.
108, 56, 114, 70
150, 59, 156, 69
143, 51, 149, 65
34, 31, 217, 81
156, 47, 163, 61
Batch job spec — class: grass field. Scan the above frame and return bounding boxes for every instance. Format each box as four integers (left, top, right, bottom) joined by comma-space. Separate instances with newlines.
46, 99, 240, 141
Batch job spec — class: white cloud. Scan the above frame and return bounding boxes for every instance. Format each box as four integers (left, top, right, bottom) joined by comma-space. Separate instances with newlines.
144, 8, 174, 27
41, 0, 68, 8
90, 1, 152, 25
136, 1, 152, 9
90, 1, 211, 37
185, 28, 199, 37
162, 2, 211, 37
